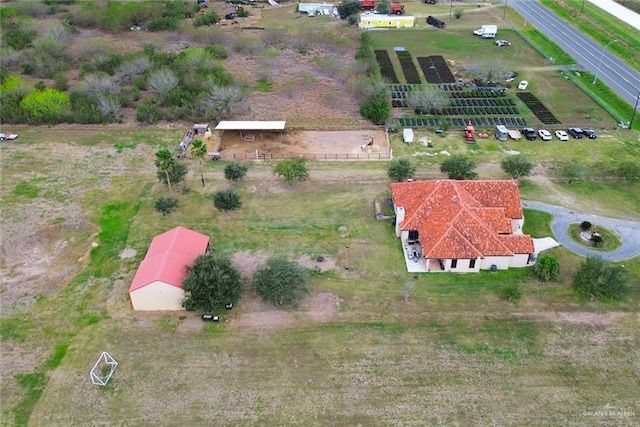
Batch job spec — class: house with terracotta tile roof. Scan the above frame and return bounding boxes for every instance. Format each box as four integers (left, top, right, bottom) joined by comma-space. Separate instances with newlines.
391, 180, 535, 273
129, 226, 210, 310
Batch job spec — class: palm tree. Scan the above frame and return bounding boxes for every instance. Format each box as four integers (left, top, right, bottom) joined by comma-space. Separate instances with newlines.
191, 139, 207, 165
155, 149, 175, 193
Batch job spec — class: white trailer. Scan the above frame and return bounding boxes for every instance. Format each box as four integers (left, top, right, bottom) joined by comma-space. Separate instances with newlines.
402, 128, 414, 144
474, 24, 497, 39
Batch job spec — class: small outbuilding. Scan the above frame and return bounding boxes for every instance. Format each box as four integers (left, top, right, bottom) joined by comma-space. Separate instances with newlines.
402, 128, 414, 144
128, 226, 210, 311
359, 12, 415, 29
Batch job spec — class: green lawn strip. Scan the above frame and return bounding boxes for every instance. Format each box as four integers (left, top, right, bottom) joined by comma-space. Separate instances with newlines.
540, 0, 640, 71
567, 223, 622, 252
5, 185, 148, 425
523, 208, 554, 237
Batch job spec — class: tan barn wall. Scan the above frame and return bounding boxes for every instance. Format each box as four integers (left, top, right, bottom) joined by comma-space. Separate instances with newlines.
130, 281, 185, 311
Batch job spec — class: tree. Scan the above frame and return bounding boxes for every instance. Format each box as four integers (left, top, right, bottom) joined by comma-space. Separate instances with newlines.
359, 77, 390, 125
408, 86, 450, 114
273, 158, 309, 184
533, 255, 560, 282
337, 0, 361, 18
213, 189, 242, 211
476, 60, 508, 84
580, 221, 592, 231
387, 158, 416, 182
182, 253, 242, 312
572, 256, 630, 301
252, 257, 310, 307
591, 233, 603, 247
20, 88, 70, 124
200, 84, 245, 119
155, 149, 176, 193
147, 68, 179, 104
501, 154, 534, 179
156, 161, 188, 189
376, 0, 391, 14
440, 154, 478, 180
190, 139, 207, 164
224, 162, 249, 182
154, 197, 178, 216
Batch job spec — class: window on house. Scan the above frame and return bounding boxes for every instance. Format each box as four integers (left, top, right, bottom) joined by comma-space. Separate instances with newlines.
469, 259, 476, 269
451, 259, 457, 268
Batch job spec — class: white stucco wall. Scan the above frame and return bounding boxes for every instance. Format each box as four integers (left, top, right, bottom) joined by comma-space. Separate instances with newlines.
508, 253, 531, 268
480, 256, 511, 270
395, 207, 405, 237
512, 218, 524, 234
130, 281, 185, 311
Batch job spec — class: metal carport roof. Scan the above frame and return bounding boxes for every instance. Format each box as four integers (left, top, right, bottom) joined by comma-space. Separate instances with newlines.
214, 121, 286, 130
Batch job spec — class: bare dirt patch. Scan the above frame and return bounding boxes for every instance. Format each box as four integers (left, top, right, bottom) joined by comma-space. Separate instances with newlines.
213, 130, 388, 158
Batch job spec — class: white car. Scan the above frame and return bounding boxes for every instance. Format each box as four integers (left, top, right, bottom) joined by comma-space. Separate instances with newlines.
0, 132, 18, 140
473, 28, 482, 36
517, 80, 529, 90
495, 40, 511, 47
555, 130, 569, 141
538, 129, 552, 141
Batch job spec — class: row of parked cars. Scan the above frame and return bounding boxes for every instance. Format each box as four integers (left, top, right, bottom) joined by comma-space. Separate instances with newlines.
521, 127, 597, 141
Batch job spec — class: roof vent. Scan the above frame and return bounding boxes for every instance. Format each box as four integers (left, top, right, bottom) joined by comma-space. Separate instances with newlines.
452, 195, 457, 201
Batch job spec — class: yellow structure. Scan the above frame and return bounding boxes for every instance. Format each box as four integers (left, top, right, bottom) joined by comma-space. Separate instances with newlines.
358, 12, 415, 29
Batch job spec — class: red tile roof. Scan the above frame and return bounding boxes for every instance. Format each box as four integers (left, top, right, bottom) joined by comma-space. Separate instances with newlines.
391, 180, 533, 258
128, 226, 210, 292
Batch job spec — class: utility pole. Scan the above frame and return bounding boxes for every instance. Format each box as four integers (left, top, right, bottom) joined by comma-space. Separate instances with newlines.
592, 39, 617, 85
629, 90, 640, 130
503, 0, 508, 19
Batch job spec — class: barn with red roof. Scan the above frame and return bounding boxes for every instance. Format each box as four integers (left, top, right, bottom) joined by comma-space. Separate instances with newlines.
391, 180, 536, 273
129, 226, 210, 310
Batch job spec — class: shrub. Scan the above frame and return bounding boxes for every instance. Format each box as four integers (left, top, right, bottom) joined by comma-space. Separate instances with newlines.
155, 197, 179, 216
21, 88, 71, 124
148, 16, 179, 32
136, 100, 161, 124
204, 44, 228, 59
117, 56, 152, 84
53, 73, 69, 91
237, 9, 249, 18
193, 11, 219, 27
454, 9, 463, 19
224, 162, 249, 182
0, 92, 27, 124
360, 96, 389, 125
573, 256, 630, 301
580, 221, 592, 231
533, 255, 560, 282
69, 91, 105, 124
252, 257, 310, 307
213, 189, 242, 211
388, 158, 416, 182
499, 283, 522, 304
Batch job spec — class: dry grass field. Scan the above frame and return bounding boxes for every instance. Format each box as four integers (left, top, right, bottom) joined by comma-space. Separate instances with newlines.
1, 1, 639, 426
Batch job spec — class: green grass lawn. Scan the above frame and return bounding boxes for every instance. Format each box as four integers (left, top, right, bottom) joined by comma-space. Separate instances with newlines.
2, 130, 639, 424
2, 2, 640, 423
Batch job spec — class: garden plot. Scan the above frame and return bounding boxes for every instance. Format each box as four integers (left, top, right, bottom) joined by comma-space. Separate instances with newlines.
374, 50, 399, 84
395, 51, 421, 84
417, 55, 456, 84
516, 92, 561, 125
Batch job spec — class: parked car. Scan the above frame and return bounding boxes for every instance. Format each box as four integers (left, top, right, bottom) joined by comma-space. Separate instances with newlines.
522, 127, 536, 140
225, 12, 237, 19
504, 71, 518, 82
196, 0, 207, 7
517, 80, 529, 90
538, 129, 552, 141
568, 127, 584, 139
0, 132, 18, 140
555, 130, 569, 141
422, 0, 438, 3
583, 129, 597, 139
495, 40, 511, 47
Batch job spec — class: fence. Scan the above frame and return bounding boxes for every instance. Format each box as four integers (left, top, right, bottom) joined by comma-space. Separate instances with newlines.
209, 151, 392, 161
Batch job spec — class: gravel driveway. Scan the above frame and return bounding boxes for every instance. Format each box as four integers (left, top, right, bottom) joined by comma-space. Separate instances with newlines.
523, 200, 640, 261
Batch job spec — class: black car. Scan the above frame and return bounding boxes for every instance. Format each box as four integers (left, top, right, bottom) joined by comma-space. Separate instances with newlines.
522, 127, 536, 140
225, 12, 237, 19
583, 129, 597, 139
568, 127, 584, 139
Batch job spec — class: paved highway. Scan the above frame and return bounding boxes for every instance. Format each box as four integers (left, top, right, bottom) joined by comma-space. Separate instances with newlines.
509, 0, 640, 109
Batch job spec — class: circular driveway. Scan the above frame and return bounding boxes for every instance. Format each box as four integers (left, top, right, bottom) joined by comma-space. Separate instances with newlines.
522, 200, 640, 261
